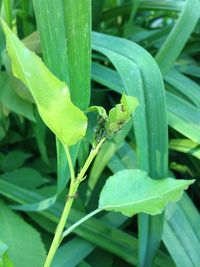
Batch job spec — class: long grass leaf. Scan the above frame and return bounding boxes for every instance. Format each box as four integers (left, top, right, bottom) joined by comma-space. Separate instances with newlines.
163, 195, 200, 267
92, 32, 168, 267
62, 0, 91, 110
102, 1, 183, 21
165, 69, 200, 108
155, 0, 200, 75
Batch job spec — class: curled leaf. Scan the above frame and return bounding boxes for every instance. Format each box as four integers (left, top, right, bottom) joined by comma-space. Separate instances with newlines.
1, 19, 87, 146
105, 94, 138, 136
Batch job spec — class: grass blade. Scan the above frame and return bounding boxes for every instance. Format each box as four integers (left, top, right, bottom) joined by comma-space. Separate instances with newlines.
165, 69, 200, 108
92, 32, 168, 267
169, 139, 200, 160
163, 194, 200, 267
62, 0, 91, 110
155, 0, 200, 75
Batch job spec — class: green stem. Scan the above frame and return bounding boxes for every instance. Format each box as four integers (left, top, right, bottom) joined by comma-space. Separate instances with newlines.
44, 180, 79, 267
77, 138, 106, 182
3, 0, 12, 28
62, 208, 102, 239
64, 145, 75, 181
43, 138, 105, 267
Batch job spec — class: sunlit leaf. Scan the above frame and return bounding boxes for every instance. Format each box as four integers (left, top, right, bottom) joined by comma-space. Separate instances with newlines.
99, 169, 194, 217
1, 19, 87, 146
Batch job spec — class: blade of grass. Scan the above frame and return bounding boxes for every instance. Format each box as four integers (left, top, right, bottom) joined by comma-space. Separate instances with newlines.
52, 238, 94, 267
163, 195, 200, 267
155, 0, 200, 75
92, 32, 168, 267
102, 1, 183, 21
92, 0, 105, 29
167, 92, 200, 144
20, 0, 31, 36
179, 193, 200, 242
165, 69, 200, 108
169, 139, 200, 161
178, 65, 200, 79
62, 0, 91, 110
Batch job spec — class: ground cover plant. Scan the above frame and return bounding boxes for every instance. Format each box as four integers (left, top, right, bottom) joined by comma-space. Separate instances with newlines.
0, 0, 200, 267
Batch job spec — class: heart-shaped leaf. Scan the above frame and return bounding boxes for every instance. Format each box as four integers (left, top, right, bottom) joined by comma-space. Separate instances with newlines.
99, 169, 194, 217
1, 20, 87, 146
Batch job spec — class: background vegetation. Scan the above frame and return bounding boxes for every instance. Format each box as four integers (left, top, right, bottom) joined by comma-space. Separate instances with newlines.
0, 0, 200, 267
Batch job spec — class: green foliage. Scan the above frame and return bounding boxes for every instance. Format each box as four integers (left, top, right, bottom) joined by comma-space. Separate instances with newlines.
0, 200, 46, 267
89, 95, 138, 144
0, 151, 32, 172
1, 19, 87, 146
0, 1, 199, 267
105, 94, 138, 136
99, 169, 194, 216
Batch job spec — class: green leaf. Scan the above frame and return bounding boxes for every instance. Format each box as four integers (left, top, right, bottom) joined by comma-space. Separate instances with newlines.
62, 0, 91, 110
0, 151, 32, 172
155, 0, 200, 75
169, 139, 200, 160
92, 63, 200, 145
1, 19, 87, 146
0, 180, 174, 267
0, 73, 35, 122
32, 0, 84, 212
0, 167, 48, 190
92, 0, 105, 29
92, 32, 168, 266
0, 200, 46, 267
163, 193, 200, 267
105, 94, 138, 136
33, 0, 92, 109
99, 169, 194, 217
52, 238, 93, 267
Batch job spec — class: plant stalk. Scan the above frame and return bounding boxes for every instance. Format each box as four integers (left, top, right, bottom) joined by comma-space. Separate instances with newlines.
43, 138, 105, 267
44, 180, 79, 267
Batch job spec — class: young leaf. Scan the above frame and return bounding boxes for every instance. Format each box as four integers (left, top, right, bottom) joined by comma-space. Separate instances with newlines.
99, 169, 194, 217
105, 94, 138, 136
1, 19, 87, 146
